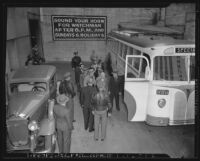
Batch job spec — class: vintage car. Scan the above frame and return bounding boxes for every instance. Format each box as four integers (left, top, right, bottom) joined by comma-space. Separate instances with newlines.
6, 65, 57, 153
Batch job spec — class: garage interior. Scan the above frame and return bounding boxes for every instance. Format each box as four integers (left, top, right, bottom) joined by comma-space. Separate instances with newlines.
5, 3, 196, 158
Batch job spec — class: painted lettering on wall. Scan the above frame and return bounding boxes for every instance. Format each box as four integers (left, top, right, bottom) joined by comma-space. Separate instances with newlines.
51, 16, 107, 40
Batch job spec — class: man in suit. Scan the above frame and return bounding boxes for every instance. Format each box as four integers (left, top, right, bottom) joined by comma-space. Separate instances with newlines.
80, 77, 97, 132
108, 70, 120, 116
71, 51, 82, 87
54, 94, 73, 153
71, 51, 82, 69
59, 72, 76, 124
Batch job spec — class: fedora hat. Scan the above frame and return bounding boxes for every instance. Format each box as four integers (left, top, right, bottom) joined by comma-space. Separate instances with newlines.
56, 94, 69, 105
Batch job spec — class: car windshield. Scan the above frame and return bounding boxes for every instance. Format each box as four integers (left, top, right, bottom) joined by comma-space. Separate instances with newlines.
10, 82, 47, 93
153, 56, 191, 81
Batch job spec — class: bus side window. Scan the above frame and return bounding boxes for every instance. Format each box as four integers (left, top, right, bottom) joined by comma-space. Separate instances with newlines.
190, 56, 195, 81
128, 47, 133, 65
123, 45, 128, 59
119, 43, 123, 57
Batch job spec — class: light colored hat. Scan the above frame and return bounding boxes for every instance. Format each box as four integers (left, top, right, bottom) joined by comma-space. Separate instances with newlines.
64, 72, 71, 78
87, 77, 94, 85
56, 94, 69, 104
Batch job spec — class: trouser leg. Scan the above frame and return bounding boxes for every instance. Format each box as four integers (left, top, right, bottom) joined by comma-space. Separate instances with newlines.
109, 93, 114, 113
114, 92, 120, 110
72, 99, 75, 121
101, 112, 107, 140
63, 130, 71, 153
94, 113, 100, 140
83, 108, 89, 130
118, 75, 125, 99
88, 109, 94, 131
57, 130, 63, 153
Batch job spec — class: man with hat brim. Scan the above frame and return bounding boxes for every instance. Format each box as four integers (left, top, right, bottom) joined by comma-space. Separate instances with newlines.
54, 94, 72, 153
108, 69, 120, 116
71, 51, 82, 89
80, 77, 97, 132
71, 51, 82, 69
83, 68, 96, 87
59, 72, 76, 123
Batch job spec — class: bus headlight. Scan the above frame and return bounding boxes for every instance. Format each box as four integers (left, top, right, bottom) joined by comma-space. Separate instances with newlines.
158, 99, 166, 108
28, 120, 39, 131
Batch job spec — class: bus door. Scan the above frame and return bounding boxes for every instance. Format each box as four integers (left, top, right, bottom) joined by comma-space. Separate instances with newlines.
124, 55, 150, 121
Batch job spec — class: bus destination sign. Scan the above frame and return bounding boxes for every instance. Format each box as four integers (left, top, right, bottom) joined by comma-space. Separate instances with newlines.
175, 47, 195, 53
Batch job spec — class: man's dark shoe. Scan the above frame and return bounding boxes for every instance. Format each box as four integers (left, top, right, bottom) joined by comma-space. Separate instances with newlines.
101, 139, 104, 141
89, 128, 94, 132
73, 120, 76, 122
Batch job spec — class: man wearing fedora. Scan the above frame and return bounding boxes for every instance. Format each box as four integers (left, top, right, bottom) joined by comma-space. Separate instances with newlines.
59, 72, 76, 124
54, 94, 73, 153
71, 51, 82, 69
108, 70, 120, 116
83, 68, 96, 87
71, 51, 82, 88
80, 77, 97, 132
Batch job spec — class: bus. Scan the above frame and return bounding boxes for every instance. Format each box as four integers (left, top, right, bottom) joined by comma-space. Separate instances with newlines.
106, 28, 195, 126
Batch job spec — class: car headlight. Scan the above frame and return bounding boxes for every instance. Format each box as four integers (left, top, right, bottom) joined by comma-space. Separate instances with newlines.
158, 99, 166, 108
28, 120, 39, 131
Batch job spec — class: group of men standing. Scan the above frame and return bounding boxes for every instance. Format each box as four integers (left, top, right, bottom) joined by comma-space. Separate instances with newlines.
72, 51, 122, 141
54, 50, 124, 152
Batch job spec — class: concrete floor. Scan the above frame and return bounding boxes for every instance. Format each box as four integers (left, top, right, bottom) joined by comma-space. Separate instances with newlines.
46, 61, 195, 158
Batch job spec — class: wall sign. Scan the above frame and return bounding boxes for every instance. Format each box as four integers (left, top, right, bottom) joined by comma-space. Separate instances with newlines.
51, 15, 107, 40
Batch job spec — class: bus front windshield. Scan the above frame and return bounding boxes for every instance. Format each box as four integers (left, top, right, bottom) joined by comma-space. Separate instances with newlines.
153, 56, 195, 81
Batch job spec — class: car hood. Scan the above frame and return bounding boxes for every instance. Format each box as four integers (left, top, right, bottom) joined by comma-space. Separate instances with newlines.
8, 92, 48, 119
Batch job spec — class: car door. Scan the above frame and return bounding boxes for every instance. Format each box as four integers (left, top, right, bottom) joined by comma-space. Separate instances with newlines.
124, 55, 150, 121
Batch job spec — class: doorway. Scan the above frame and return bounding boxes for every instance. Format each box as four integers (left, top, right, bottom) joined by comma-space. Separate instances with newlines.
28, 15, 44, 59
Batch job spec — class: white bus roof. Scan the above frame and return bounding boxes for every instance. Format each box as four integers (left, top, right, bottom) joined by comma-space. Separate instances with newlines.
108, 29, 194, 48
117, 24, 183, 35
